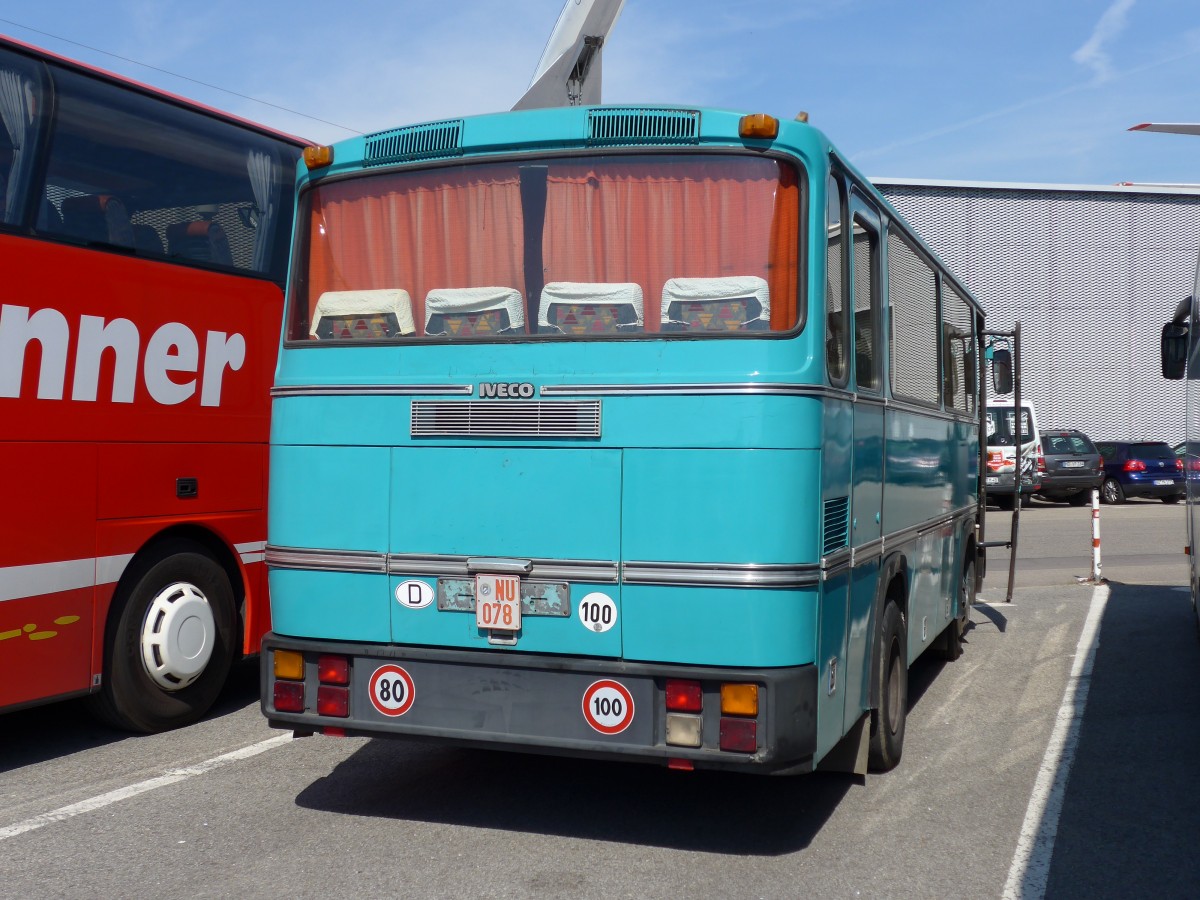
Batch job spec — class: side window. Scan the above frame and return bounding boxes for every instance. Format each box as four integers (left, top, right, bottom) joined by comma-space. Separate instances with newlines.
0, 48, 47, 227
34, 63, 296, 280
942, 280, 975, 414
851, 212, 880, 393
825, 174, 848, 386
887, 230, 939, 406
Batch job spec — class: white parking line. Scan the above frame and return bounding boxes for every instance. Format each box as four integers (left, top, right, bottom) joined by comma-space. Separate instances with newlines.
1002, 583, 1109, 900
0, 733, 292, 843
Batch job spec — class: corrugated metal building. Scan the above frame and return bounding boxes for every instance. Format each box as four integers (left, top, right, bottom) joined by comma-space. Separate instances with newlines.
874, 179, 1200, 444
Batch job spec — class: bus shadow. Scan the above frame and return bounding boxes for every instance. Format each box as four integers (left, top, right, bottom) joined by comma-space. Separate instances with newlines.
0, 657, 260, 771
293, 653, 950, 855
1039, 580, 1200, 898
294, 739, 855, 855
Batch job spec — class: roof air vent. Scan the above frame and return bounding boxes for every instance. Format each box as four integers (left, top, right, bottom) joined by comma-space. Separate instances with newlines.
365, 119, 464, 166
587, 108, 700, 147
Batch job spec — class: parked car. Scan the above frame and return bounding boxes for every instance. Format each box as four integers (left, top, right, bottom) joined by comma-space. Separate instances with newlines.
1093, 440, 1184, 504
1036, 430, 1103, 505
985, 401, 1042, 510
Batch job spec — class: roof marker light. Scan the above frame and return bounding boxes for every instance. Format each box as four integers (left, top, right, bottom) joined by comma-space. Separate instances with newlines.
739, 113, 779, 140
304, 145, 334, 170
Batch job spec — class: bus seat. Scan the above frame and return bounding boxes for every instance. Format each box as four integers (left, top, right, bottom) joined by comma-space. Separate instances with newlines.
132, 224, 165, 256
424, 287, 525, 336
537, 282, 644, 334
310, 289, 415, 340
661, 276, 770, 332
166, 220, 234, 266
59, 194, 136, 248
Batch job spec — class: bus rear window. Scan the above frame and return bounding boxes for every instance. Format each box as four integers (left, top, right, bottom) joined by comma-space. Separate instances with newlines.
288, 154, 801, 342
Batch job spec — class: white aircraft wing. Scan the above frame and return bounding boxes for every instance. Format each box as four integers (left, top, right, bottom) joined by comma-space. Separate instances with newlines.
1129, 123, 1200, 136
513, 0, 626, 111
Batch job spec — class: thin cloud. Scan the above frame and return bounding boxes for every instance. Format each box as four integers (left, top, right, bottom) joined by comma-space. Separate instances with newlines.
1071, 0, 1137, 82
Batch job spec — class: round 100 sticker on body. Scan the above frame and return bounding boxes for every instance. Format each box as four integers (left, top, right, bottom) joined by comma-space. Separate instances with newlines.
578, 592, 617, 633
369, 664, 416, 717
582, 679, 635, 734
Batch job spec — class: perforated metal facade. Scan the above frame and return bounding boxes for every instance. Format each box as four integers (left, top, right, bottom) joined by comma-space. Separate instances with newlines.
875, 179, 1200, 443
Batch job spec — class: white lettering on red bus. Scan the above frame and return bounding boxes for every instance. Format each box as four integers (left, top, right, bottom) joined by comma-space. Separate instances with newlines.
0, 304, 245, 407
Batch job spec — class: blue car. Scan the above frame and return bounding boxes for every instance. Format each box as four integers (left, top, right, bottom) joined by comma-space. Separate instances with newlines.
1094, 440, 1184, 504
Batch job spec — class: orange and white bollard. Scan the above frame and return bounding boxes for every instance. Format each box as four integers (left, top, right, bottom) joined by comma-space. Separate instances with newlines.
1090, 487, 1103, 583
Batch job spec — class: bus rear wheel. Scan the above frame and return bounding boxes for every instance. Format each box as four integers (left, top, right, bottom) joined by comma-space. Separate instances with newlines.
86, 540, 236, 733
939, 556, 975, 662
868, 600, 908, 772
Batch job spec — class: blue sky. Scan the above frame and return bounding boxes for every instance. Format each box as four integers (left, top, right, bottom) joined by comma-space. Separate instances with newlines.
4, 0, 1199, 185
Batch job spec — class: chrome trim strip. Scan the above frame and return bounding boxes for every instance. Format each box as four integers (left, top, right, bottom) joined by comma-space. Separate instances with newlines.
271, 384, 473, 398
265, 546, 388, 574
852, 538, 886, 566
540, 382, 841, 399
820, 547, 853, 571
389, 553, 619, 584
621, 561, 821, 588
466, 557, 533, 575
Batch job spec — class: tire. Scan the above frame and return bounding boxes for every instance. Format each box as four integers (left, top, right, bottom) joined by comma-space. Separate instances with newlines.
1163, 494, 1182, 504
85, 540, 236, 733
1067, 492, 1091, 507
1020, 494, 1033, 509
994, 494, 1015, 511
868, 600, 908, 772
939, 556, 975, 662
1101, 478, 1125, 505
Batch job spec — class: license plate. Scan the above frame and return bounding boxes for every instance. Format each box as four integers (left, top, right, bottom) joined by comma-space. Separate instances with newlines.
475, 574, 522, 632
1063, 461, 1085, 468
1154, 479, 1175, 486
986, 476, 999, 485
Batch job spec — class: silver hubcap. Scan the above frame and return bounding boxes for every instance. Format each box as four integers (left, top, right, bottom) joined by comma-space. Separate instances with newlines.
140, 582, 216, 690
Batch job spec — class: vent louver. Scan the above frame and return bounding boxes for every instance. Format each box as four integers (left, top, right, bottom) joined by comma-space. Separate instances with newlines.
411, 400, 601, 438
365, 119, 464, 166
588, 108, 700, 146
822, 496, 850, 556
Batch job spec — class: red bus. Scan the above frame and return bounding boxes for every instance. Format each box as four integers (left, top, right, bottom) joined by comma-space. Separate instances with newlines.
0, 36, 306, 731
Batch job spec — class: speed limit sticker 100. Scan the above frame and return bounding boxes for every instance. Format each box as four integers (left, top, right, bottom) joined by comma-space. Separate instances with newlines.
582, 679, 635, 735
369, 664, 416, 717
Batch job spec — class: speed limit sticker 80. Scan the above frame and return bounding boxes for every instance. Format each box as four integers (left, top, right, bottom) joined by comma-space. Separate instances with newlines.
369, 664, 416, 717
582, 679, 635, 735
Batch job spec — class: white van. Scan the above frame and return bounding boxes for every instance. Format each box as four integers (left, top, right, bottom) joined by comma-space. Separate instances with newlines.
985, 400, 1043, 509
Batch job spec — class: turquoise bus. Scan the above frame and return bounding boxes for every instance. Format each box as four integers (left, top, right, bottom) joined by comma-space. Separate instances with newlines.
261, 107, 989, 774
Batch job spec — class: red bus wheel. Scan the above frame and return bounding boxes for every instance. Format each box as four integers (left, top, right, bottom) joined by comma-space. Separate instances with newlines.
85, 540, 236, 733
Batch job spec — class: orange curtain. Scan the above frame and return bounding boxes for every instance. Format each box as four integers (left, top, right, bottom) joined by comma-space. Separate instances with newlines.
303, 165, 524, 334
542, 159, 798, 330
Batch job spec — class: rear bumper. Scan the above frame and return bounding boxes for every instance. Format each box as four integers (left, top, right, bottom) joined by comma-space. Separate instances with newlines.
1038, 474, 1102, 496
1120, 476, 1184, 498
984, 472, 1039, 495
261, 634, 819, 774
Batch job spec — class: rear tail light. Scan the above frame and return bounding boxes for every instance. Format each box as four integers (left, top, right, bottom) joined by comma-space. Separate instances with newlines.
719, 718, 757, 753
317, 685, 350, 717
1123, 459, 1146, 473
273, 681, 305, 713
1176, 458, 1185, 472
318, 655, 350, 685
665, 679, 702, 712
1036, 455, 1046, 474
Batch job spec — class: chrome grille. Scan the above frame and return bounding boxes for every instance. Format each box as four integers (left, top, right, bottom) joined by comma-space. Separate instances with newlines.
411, 400, 601, 438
